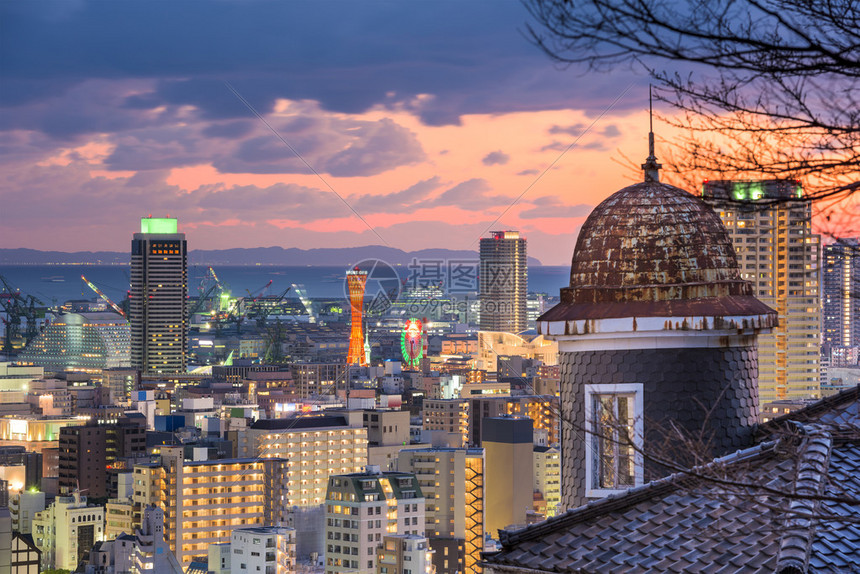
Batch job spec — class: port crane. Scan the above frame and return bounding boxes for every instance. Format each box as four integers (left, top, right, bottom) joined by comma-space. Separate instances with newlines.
246, 280, 273, 300
0, 275, 44, 352
80, 275, 126, 317
248, 286, 291, 328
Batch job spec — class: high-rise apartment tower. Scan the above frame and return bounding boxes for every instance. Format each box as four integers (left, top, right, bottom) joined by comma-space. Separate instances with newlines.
479, 231, 527, 333
823, 239, 860, 364
130, 217, 188, 374
702, 180, 821, 401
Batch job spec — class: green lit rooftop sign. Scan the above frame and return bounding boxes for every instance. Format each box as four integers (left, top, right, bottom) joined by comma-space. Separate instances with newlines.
731, 182, 765, 201
141, 217, 178, 234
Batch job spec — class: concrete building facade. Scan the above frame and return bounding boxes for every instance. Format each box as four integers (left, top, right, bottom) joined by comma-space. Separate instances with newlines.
230, 526, 296, 574
533, 445, 560, 519
58, 415, 146, 499
9, 490, 45, 535
482, 417, 533, 537
422, 400, 469, 448
375, 534, 433, 574
32, 492, 105, 570
132, 453, 288, 567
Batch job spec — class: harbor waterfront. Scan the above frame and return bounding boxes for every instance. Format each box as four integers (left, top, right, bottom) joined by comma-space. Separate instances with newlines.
0, 264, 570, 306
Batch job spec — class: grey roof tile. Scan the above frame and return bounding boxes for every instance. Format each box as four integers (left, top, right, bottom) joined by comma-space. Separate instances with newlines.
485, 393, 860, 573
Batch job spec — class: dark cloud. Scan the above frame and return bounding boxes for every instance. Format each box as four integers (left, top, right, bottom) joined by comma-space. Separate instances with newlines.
214, 135, 319, 174
0, 157, 585, 262
541, 123, 621, 154
105, 126, 214, 171
0, 159, 460, 237
211, 115, 426, 177
0, 163, 192, 226
0, 80, 161, 140
350, 177, 441, 213
124, 170, 171, 188
0, 130, 63, 165
428, 179, 507, 210
196, 183, 342, 219
519, 197, 592, 219
85, 102, 426, 176
0, 1, 645, 134
540, 134, 614, 153
201, 121, 256, 139
581, 141, 608, 151
324, 118, 426, 177
548, 123, 586, 136
601, 124, 621, 138
482, 151, 510, 166
540, 141, 568, 153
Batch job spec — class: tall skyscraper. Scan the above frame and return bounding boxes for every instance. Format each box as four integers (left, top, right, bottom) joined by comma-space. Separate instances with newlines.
130, 217, 187, 374
702, 180, 821, 401
823, 239, 860, 365
479, 231, 527, 333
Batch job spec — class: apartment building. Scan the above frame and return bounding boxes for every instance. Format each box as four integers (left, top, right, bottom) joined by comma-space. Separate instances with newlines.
396, 448, 484, 574
230, 526, 296, 574
376, 534, 434, 574
703, 180, 821, 401
422, 400, 469, 448
240, 414, 368, 508
533, 445, 560, 519
132, 451, 288, 567
324, 468, 425, 574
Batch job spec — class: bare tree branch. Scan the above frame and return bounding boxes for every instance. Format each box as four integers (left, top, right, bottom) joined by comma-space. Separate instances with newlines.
523, 0, 860, 229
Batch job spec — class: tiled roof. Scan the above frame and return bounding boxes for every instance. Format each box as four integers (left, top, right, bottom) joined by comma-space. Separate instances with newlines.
758, 385, 860, 433
483, 403, 860, 573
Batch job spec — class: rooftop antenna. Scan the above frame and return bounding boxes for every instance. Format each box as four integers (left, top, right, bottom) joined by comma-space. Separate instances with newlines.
642, 84, 662, 182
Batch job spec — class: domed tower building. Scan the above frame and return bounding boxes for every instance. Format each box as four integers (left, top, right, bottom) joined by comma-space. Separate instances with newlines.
538, 135, 777, 510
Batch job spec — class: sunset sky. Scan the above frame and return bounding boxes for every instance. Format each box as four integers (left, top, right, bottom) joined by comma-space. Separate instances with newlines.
1, 1, 689, 265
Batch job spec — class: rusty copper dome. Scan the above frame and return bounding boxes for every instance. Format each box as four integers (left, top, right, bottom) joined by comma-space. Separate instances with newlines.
565, 181, 749, 305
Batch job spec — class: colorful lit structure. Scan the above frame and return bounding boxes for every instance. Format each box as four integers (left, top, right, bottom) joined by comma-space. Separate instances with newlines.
401, 318, 426, 368
346, 268, 368, 366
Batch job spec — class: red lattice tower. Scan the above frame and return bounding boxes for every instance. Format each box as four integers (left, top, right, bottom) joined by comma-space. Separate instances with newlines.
346, 268, 368, 366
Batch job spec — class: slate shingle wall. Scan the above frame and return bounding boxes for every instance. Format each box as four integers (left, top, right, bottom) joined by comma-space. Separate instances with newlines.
560, 345, 760, 510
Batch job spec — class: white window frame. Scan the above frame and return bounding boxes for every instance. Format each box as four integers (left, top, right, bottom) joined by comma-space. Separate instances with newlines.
584, 383, 645, 498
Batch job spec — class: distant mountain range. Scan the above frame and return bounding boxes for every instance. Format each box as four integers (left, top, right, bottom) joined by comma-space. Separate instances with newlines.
0, 246, 543, 266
